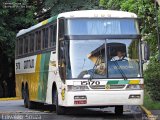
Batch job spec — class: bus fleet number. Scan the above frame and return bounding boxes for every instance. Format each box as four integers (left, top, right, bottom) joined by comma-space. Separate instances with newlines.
81, 81, 100, 86
16, 62, 20, 70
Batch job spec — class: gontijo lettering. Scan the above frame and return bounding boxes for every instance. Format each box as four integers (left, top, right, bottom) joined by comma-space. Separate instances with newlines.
24, 59, 34, 69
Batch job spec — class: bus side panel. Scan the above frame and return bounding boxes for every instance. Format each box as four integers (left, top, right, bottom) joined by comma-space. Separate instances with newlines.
29, 54, 41, 101
15, 52, 55, 103
37, 52, 51, 102
15, 74, 24, 98
45, 52, 61, 104
15, 55, 40, 101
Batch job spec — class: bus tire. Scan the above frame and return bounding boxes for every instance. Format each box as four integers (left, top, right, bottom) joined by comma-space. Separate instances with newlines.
21, 86, 24, 99
0, 85, 3, 97
24, 88, 28, 108
115, 106, 123, 115
55, 90, 65, 115
24, 87, 35, 109
28, 101, 35, 109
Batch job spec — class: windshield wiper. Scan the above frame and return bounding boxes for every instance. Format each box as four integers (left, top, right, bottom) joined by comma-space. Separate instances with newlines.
112, 58, 128, 80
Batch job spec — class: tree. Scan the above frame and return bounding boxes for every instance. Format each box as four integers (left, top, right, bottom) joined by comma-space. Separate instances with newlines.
0, 0, 37, 97
99, 0, 125, 10
100, 0, 158, 54
144, 52, 160, 101
30, 0, 51, 22
45, 0, 100, 16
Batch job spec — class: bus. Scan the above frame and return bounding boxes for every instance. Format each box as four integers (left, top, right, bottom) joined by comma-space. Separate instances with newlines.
15, 10, 145, 115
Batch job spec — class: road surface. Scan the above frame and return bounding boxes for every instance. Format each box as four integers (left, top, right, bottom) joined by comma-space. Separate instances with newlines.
0, 100, 146, 120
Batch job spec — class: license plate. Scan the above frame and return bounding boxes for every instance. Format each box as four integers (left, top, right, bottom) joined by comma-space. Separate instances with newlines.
74, 100, 87, 104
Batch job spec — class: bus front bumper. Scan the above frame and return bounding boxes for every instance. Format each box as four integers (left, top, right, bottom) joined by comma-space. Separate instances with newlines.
62, 90, 144, 107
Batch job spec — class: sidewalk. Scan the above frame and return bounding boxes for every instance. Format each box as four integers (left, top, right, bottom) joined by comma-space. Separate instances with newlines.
140, 106, 160, 120
151, 110, 160, 120
0, 97, 21, 101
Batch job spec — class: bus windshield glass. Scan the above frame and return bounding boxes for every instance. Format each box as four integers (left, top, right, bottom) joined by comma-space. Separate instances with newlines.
67, 18, 139, 35
65, 39, 141, 79
107, 39, 141, 78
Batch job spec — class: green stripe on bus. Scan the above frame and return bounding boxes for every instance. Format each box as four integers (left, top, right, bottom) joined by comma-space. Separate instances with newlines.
38, 52, 51, 101
118, 80, 129, 84
38, 54, 45, 100
48, 15, 58, 23
107, 80, 119, 85
43, 52, 51, 101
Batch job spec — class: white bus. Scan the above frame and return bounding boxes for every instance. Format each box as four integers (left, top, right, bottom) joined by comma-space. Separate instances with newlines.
15, 10, 144, 115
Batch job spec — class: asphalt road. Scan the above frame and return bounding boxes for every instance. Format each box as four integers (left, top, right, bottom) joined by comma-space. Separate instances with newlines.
0, 100, 146, 120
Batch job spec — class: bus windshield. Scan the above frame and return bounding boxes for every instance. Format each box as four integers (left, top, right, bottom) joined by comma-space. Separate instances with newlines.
67, 18, 139, 35
65, 39, 141, 79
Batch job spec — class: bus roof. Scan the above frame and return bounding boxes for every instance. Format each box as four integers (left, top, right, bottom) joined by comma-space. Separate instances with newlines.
58, 10, 137, 18
16, 15, 57, 37
16, 10, 137, 37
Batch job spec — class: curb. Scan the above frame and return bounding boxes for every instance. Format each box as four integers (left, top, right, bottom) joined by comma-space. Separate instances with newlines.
0, 97, 21, 101
140, 105, 158, 120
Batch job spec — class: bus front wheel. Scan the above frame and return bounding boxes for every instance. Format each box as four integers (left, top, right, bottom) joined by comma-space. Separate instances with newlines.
55, 90, 65, 115
115, 106, 123, 115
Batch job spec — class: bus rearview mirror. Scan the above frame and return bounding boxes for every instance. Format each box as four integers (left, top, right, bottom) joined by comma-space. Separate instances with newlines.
138, 18, 142, 27
141, 41, 150, 62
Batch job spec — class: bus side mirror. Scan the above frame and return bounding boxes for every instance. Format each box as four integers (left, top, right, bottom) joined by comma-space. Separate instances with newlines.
141, 41, 150, 62
138, 18, 142, 27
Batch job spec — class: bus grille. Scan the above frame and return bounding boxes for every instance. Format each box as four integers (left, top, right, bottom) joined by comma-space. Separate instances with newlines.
110, 84, 126, 89
90, 85, 105, 89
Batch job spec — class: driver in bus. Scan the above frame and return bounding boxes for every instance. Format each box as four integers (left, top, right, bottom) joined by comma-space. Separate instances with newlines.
111, 50, 129, 61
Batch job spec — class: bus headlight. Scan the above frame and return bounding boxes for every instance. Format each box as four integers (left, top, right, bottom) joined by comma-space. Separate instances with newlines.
67, 85, 89, 91
126, 84, 144, 90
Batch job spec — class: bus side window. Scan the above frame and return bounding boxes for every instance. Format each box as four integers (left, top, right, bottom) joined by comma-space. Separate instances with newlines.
29, 33, 35, 52
38, 31, 41, 50
45, 28, 49, 48
24, 36, 28, 54
35, 31, 38, 50
42, 28, 49, 49
36, 31, 41, 51
49, 25, 53, 47
42, 28, 45, 49
58, 41, 66, 82
58, 19, 65, 40
16, 39, 19, 57
50, 24, 57, 47
19, 38, 23, 55
53, 25, 57, 46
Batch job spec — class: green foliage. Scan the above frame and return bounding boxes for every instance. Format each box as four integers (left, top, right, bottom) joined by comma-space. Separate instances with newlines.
45, 0, 100, 16
144, 89, 160, 109
0, 0, 40, 97
0, 0, 37, 59
100, 0, 125, 10
144, 53, 160, 101
100, 0, 158, 54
